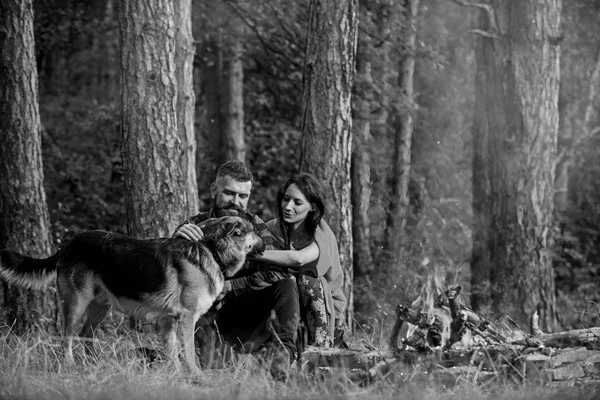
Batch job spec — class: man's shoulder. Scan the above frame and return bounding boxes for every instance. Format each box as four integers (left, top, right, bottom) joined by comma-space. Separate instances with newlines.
250, 213, 269, 232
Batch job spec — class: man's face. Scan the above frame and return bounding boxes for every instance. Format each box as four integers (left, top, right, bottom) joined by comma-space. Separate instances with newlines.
211, 175, 252, 211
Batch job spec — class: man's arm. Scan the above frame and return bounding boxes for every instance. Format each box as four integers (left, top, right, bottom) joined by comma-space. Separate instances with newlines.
217, 214, 289, 296
252, 215, 276, 250
226, 270, 292, 296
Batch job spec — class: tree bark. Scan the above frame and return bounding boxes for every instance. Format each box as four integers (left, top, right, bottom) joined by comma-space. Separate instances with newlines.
222, 20, 246, 163
386, 0, 420, 264
0, 0, 57, 333
196, 34, 225, 205
555, 45, 600, 212
119, 0, 187, 238
471, 0, 561, 331
300, 0, 359, 327
174, 0, 199, 216
351, 3, 374, 276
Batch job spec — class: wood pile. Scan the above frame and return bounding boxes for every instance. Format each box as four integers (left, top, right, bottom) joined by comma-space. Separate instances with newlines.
302, 286, 600, 387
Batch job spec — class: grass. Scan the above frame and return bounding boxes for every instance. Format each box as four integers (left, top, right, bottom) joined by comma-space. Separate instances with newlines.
0, 321, 598, 400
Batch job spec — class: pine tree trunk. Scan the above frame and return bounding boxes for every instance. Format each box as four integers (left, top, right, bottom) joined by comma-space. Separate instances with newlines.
300, 0, 358, 327
471, 0, 561, 331
351, 9, 374, 276
119, 0, 187, 238
222, 21, 246, 163
174, 0, 199, 216
195, 34, 224, 205
555, 39, 600, 212
0, 0, 57, 334
387, 0, 420, 263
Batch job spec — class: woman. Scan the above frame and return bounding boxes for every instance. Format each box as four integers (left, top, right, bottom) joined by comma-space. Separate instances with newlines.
253, 173, 346, 347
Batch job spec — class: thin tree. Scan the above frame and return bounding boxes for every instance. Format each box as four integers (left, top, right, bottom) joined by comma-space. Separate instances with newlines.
300, 0, 359, 326
461, 0, 561, 331
119, 0, 187, 238
222, 18, 246, 163
196, 28, 225, 201
175, 0, 200, 216
352, 0, 375, 277
554, 3, 600, 213
386, 0, 420, 265
0, 0, 57, 333
194, 2, 246, 200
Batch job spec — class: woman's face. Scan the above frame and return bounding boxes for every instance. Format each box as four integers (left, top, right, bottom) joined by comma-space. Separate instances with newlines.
281, 183, 313, 227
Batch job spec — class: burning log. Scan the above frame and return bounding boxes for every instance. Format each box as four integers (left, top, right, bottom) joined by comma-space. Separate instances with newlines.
391, 286, 527, 353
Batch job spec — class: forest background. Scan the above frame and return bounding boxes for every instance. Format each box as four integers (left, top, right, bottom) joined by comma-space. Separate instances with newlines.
1, 0, 600, 340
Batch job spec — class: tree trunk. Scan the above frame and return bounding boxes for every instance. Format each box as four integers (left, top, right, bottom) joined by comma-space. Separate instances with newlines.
351, 4, 374, 277
174, 0, 199, 216
222, 20, 246, 163
555, 43, 600, 212
300, 0, 358, 327
386, 0, 420, 263
0, 0, 57, 333
119, 0, 187, 238
471, 0, 561, 331
195, 34, 224, 205
96, 0, 118, 101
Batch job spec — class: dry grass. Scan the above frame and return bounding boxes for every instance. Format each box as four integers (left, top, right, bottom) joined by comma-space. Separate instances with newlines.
0, 321, 597, 400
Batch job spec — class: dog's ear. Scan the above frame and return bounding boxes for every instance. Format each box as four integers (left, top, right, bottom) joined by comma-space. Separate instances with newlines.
222, 218, 243, 237
198, 216, 228, 235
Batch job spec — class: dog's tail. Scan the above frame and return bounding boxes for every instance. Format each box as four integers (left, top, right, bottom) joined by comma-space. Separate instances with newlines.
0, 249, 58, 290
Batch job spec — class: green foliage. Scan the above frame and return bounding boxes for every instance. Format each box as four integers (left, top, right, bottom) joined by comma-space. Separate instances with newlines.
41, 96, 124, 245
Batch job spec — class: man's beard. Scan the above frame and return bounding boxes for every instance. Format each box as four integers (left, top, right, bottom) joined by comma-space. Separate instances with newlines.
213, 202, 253, 221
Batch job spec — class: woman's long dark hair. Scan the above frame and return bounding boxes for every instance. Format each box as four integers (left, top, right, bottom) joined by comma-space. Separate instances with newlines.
276, 173, 325, 247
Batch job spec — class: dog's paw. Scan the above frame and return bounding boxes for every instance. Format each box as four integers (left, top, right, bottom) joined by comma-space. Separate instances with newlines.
135, 346, 165, 365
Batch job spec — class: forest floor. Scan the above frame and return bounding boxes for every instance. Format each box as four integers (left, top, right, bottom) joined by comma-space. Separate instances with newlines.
0, 317, 598, 400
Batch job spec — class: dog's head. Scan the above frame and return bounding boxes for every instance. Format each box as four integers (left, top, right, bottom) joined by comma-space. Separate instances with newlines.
199, 216, 265, 277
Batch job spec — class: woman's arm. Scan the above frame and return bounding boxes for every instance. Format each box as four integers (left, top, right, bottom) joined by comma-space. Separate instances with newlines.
252, 241, 319, 271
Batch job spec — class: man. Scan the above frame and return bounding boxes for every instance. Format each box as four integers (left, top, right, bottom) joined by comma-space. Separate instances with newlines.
173, 160, 299, 380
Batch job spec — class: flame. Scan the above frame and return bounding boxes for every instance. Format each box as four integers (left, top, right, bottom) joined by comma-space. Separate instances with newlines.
409, 258, 452, 347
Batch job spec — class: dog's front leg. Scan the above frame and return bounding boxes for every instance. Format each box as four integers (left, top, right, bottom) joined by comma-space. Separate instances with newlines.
157, 315, 180, 368
177, 313, 201, 375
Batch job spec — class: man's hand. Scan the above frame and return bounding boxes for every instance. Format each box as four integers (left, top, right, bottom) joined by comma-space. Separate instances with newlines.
219, 280, 232, 298
210, 280, 232, 315
173, 223, 204, 241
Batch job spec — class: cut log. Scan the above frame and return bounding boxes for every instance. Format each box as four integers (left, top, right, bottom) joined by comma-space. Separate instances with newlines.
301, 346, 388, 370
528, 328, 600, 350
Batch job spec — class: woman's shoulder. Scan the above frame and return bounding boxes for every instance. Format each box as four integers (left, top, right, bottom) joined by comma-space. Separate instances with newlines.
266, 218, 284, 237
317, 219, 335, 237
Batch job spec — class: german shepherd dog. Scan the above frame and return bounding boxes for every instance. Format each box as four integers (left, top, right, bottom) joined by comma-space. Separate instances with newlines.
0, 216, 264, 374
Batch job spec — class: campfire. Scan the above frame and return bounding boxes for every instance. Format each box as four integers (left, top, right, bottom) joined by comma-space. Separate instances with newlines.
303, 264, 600, 387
